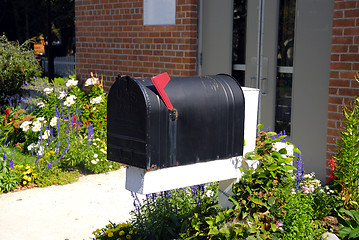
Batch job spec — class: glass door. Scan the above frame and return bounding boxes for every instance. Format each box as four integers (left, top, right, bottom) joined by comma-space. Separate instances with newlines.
232, 0, 296, 135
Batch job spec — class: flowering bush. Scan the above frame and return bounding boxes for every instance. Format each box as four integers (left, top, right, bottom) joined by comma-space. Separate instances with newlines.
0, 149, 18, 192
13, 164, 37, 186
331, 96, 359, 210
0, 105, 35, 146
92, 222, 136, 240
0, 73, 120, 191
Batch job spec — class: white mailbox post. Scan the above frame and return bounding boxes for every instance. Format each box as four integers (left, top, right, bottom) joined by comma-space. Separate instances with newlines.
125, 87, 259, 208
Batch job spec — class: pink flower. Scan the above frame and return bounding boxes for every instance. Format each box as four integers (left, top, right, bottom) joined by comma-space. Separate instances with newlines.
276, 222, 284, 232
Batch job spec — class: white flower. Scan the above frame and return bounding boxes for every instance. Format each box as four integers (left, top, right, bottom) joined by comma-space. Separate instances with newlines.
43, 88, 53, 95
50, 117, 58, 127
94, 154, 98, 158
37, 117, 45, 122
93, 142, 97, 146
85, 77, 99, 87
206, 190, 214, 198
37, 101, 45, 108
40, 130, 51, 140
90, 96, 103, 105
91, 160, 97, 164
92, 107, 96, 111
32, 121, 42, 132
58, 91, 67, 100
20, 121, 32, 132
37, 145, 44, 156
65, 78, 78, 87
100, 149, 106, 154
64, 95, 77, 107
304, 174, 312, 179
27, 143, 37, 151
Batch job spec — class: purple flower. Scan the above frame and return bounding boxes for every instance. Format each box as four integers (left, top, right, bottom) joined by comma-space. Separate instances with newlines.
3, 150, 6, 163
47, 159, 54, 171
67, 107, 71, 126
54, 134, 70, 165
39, 123, 43, 144
10, 150, 15, 170
87, 124, 94, 145
293, 144, 304, 192
55, 140, 60, 155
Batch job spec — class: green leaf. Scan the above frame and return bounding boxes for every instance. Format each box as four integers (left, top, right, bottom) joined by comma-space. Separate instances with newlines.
282, 165, 296, 171
246, 235, 257, 240
251, 197, 263, 205
293, 146, 302, 154
271, 223, 277, 232
247, 155, 263, 160
277, 135, 287, 141
350, 210, 359, 224
283, 157, 294, 164
278, 148, 287, 154
268, 196, 275, 206
216, 212, 225, 222
208, 226, 219, 235
257, 124, 263, 129
219, 226, 230, 234
267, 165, 279, 171
349, 227, 359, 239
338, 227, 352, 238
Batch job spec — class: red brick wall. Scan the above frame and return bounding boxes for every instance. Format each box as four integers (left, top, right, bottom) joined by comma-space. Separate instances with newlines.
327, 0, 359, 167
75, 0, 198, 91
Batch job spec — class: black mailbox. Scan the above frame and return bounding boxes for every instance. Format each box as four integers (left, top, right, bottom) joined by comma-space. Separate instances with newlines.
107, 74, 245, 170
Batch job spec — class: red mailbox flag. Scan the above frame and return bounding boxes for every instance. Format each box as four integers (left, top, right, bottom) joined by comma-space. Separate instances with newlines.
151, 72, 174, 110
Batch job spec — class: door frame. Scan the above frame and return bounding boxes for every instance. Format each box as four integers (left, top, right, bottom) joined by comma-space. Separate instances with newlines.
198, 0, 334, 182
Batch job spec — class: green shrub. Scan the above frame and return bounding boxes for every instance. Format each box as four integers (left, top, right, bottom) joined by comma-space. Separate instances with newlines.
35, 167, 79, 187
0, 160, 18, 193
0, 35, 42, 96
332, 96, 359, 210
278, 192, 324, 240
131, 184, 217, 240
337, 208, 359, 239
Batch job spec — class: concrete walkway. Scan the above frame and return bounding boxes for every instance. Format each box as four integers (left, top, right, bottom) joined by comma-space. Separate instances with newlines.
0, 168, 136, 240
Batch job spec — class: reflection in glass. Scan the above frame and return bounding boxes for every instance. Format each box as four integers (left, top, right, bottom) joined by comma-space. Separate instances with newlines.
275, 0, 296, 135
275, 73, 292, 135
277, 0, 296, 67
232, 70, 245, 86
232, 0, 247, 65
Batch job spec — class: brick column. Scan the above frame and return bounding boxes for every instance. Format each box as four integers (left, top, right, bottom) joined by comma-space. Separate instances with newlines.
327, 0, 359, 174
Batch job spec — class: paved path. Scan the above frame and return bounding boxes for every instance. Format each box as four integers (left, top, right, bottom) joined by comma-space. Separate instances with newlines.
0, 168, 136, 240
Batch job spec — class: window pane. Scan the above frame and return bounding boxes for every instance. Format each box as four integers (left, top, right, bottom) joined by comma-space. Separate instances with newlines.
277, 0, 296, 67
232, 0, 247, 65
275, 73, 292, 135
275, 0, 296, 135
